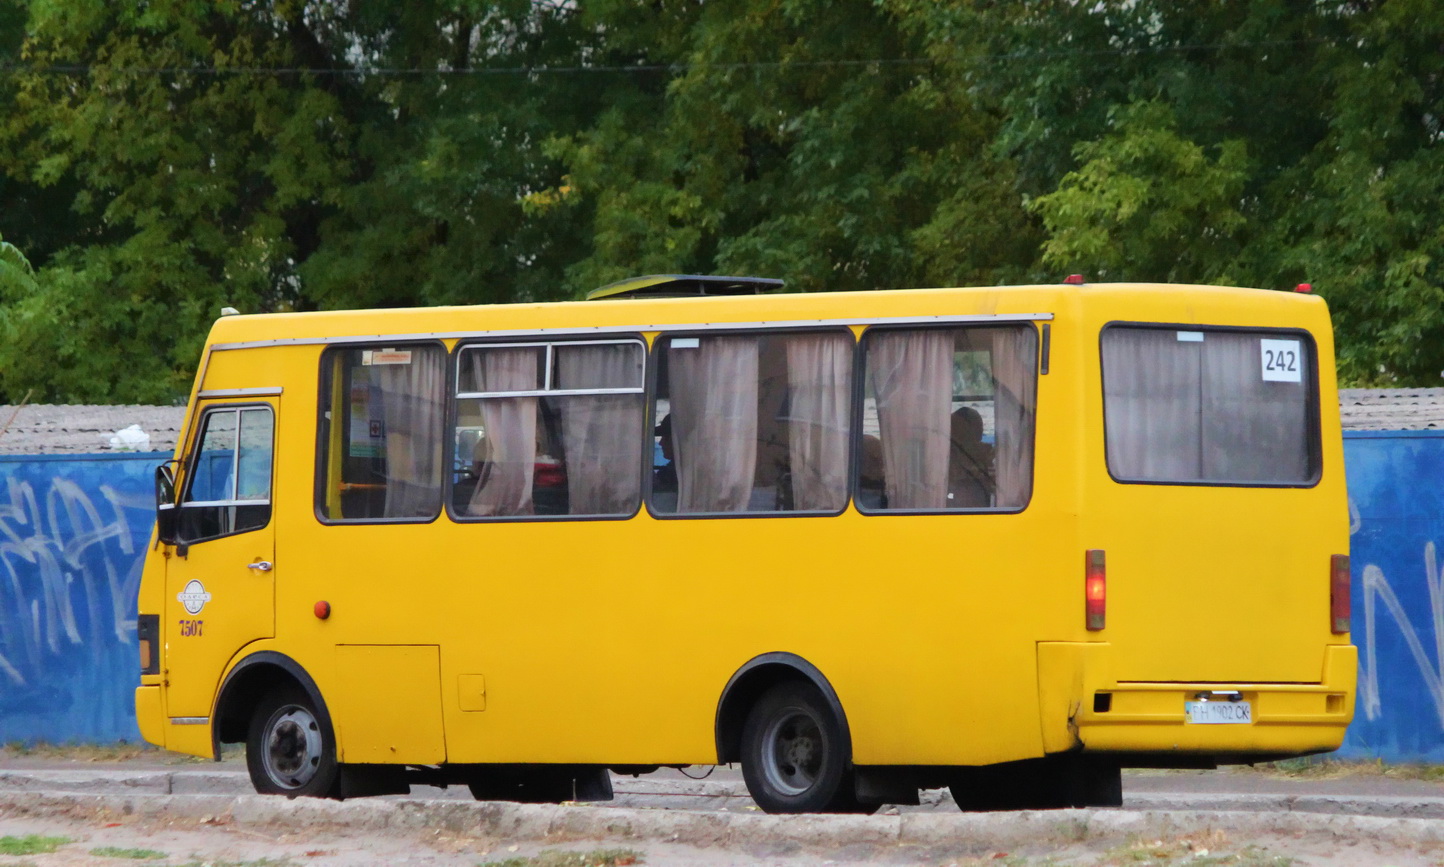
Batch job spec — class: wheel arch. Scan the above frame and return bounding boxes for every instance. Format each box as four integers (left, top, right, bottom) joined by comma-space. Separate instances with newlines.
212, 650, 333, 755
714, 652, 853, 765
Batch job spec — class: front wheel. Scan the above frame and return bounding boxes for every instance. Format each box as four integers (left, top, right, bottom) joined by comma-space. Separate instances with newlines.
740, 682, 854, 813
246, 686, 340, 797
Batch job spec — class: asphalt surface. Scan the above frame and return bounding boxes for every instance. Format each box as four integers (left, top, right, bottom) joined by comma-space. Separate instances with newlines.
5, 756, 1444, 865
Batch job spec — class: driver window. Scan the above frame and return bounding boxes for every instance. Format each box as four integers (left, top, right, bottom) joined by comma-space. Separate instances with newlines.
177, 406, 274, 542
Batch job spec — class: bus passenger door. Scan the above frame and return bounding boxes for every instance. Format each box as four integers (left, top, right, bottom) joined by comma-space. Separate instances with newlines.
163, 402, 277, 720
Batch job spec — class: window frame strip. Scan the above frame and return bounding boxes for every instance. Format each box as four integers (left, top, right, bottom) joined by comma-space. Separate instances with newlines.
216, 313, 1054, 353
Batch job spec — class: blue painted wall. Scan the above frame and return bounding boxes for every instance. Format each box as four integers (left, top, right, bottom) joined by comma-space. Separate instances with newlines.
3, 437, 1444, 759
0, 453, 163, 744
1338, 431, 1444, 761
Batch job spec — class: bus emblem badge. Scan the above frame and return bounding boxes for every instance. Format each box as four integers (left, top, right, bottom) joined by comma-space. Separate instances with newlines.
177, 580, 212, 615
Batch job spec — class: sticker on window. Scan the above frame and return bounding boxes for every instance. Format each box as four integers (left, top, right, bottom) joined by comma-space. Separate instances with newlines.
1260, 339, 1303, 383
1176, 331, 1204, 342
366, 350, 413, 365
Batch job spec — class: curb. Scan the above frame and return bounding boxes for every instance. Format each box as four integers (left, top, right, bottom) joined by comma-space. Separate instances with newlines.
4, 791, 1444, 852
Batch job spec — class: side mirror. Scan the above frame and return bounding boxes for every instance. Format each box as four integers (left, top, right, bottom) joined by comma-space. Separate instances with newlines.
155, 461, 179, 545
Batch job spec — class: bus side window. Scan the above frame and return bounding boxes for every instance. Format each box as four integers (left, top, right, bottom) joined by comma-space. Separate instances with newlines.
177, 406, 273, 542
651, 330, 853, 515
317, 345, 446, 522
453, 340, 645, 520
858, 325, 1037, 512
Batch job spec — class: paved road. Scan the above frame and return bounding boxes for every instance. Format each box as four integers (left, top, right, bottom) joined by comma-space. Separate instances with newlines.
4, 757, 1444, 865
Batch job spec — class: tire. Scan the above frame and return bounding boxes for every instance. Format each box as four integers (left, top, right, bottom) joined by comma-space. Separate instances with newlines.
246, 686, 340, 797
740, 682, 854, 813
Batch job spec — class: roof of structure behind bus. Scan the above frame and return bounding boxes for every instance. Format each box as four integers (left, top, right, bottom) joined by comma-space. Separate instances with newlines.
0, 389, 1437, 456
1337, 388, 1444, 432
0, 405, 185, 455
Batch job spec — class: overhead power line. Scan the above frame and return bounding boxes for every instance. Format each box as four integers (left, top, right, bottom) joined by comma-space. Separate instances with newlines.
0, 37, 1350, 79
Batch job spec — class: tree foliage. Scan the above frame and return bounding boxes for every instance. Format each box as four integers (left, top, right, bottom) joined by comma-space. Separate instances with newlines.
0, 0, 1442, 400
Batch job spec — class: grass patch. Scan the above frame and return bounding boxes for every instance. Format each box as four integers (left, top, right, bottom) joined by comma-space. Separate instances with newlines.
0, 834, 71, 855
480, 849, 642, 867
1245, 756, 1444, 781
1, 740, 157, 762
91, 845, 167, 859
0, 740, 243, 765
1095, 833, 1292, 866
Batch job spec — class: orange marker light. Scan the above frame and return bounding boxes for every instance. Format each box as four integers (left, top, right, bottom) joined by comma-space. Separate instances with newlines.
314, 600, 331, 620
1085, 549, 1106, 631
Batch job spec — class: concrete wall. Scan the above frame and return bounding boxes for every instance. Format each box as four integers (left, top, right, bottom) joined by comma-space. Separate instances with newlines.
2, 438, 1443, 762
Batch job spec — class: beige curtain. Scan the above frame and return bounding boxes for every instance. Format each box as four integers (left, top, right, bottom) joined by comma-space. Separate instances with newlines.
668, 337, 759, 512
555, 344, 644, 515
990, 327, 1038, 507
867, 330, 953, 510
377, 348, 445, 518
1102, 329, 1203, 481
468, 349, 538, 517
1202, 333, 1310, 482
785, 334, 852, 511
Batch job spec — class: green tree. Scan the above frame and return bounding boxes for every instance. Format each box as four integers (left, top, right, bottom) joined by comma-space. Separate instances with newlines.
7, 0, 1444, 394
557, 0, 1036, 294
1, 1, 606, 402
1278, 0, 1444, 384
4, 1, 357, 401
0, 233, 36, 294
1029, 100, 1249, 284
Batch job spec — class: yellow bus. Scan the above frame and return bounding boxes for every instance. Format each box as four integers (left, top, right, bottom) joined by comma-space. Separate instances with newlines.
135, 276, 1354, 812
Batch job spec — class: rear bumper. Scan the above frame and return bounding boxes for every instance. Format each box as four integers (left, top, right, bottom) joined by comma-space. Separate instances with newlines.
1038, 642, 1356, 759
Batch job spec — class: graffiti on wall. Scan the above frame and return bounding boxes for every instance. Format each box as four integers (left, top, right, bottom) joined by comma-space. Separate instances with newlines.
0, 454, 161, 743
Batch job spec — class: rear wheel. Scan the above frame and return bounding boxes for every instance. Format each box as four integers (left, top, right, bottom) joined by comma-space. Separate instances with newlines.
246, 686, 339, 797
740, 682, 856, 813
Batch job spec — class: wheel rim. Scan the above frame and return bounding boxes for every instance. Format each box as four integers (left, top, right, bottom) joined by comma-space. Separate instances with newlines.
760, 707, 825, 796
261, 704, 323, 790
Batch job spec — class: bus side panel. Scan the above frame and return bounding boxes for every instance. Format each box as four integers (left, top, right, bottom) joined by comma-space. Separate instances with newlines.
285, 512, 1056, 768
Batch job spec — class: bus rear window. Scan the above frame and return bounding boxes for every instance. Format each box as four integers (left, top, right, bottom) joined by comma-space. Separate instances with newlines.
1101, 326, 1320, 486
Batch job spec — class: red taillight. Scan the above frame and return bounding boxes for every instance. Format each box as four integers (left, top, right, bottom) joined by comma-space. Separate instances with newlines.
1085, 549, 1106, 631
1331, 554, 1351, 634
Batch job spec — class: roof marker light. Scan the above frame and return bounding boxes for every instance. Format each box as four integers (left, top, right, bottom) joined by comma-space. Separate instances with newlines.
1064, 274, 1086, 285
1295, 283, 1313, 293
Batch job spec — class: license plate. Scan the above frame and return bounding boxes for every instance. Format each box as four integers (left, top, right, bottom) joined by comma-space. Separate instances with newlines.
1185, 700, 1252, 724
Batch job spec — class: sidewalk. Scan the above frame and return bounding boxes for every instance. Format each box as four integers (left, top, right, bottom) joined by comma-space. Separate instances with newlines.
3, 761, 1444, 819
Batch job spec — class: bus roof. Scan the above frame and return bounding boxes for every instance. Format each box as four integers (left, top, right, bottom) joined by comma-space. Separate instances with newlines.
203, 281, 1328, 349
